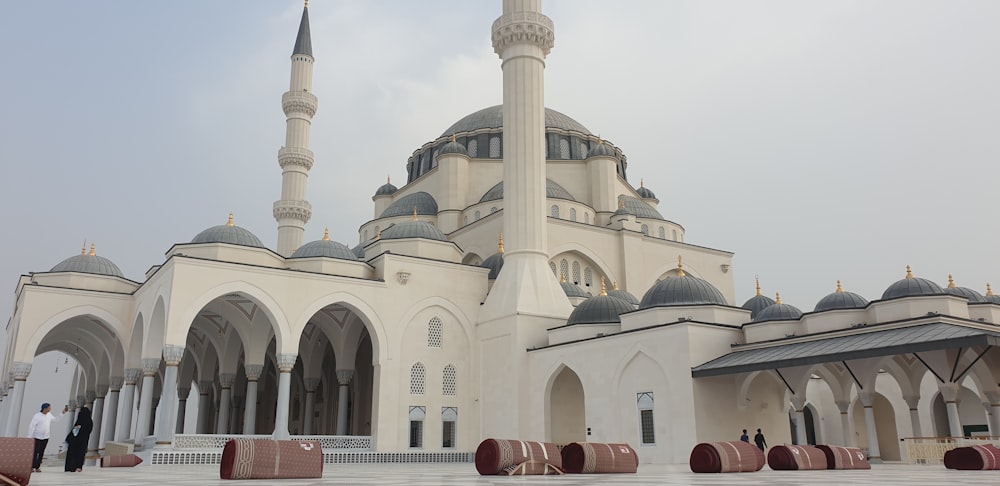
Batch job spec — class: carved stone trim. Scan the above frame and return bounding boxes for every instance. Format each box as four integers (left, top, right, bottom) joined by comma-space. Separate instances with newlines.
67, 399, 77, 410
12, 362, 31, 380
272, 200, 313, 223
124, 368, 141, 384
282, 91, 319, 117
278, 147, 315, 171
491, 11, 555, 56
244, 364, 264, 381
277, 354, 298, 372
77, 395, 87, 406
336, 369, 354, 386
219, 373, 236, 389
86, 391, 96, 402
163, 345, 185, 366
142, 358, 161, 376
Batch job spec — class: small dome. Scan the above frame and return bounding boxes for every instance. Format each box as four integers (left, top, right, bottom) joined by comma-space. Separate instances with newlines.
587, 140, 616, 158
374, 177, 398, 197
290, 229, 357, 260
381, 192, 438, 218
942, 275, 987, 303
351, 240, 369, 258
559, 273, 589, 298
741, 278, 776, 319
381, 220, 448, 241
50, 244, 124, 278
479, 234, 505, 279
754, 293, 804, 322
639, 258, 728, 309
636, 180, 657, 200
607, 281, 639, 306
438, 136, 468, 156
814, 281, 869, 312
567, 280, 634, 325
191, 213, 265, 248
618, 195, 664, 220
986, 284, 1000, 304
881, 265, 944, 300
479, 178, 576, 203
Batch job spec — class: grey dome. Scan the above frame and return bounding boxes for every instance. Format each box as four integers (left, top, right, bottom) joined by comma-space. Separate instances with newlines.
479, 178, 576, 203
567, 293, 633, 325
381, 192, 438, 218
639, 268, 728, 309
50, 247, 124, 278
942, 276, 987, 303
381, 220, 448, 241
618, 195, 664, 220
587, 141, 615, 158
607, 283, 639, 306
561, 280, 590, 298
351, 240, 369, 258
481, 252, 504, 279
754, 300, 804, 323
742, 294, 776, 319
290, 232, 357, 260
374, 179, 398, 197
814, 282, 869, 312
636, 182, 657, 200
438, 139, 468, 156
613, 204, 632, 217
191, 215, 265, 248
881, 266, 944, 300
441, 105, 591, 137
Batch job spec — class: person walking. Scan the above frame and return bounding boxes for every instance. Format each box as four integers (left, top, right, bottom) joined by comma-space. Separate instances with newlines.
740, 429, 750, 443
64, 406, 93, 472
26, 402, 69, 472
753, 428, 767, 451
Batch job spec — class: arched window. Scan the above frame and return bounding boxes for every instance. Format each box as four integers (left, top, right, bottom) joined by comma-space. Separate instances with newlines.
421, 153, 430, 173
579, 141, 589, 156
427, 317, 442, 348
560, 259, 569, 280
641, 224, 649, 235
490, 206, 497, 213
551, 205, 560, 218
572, 261, 581, 284
549, 261, 557, 276
410, 363, 425, 395
409, 406, 426, 448
584, 213, 590, 224
441, 407, 458, 448
489, 136, 501, 157
442, 365, 457, 396
584, 267, 593, 287
364, 229, 368, 240
672, 229, 678, 241
467, 139, 478, 157
559, 138, 570, 159
658, 227, 665, 239
475, 210, 481, 220
637, 392, 655, 445
569, 208, 577, 222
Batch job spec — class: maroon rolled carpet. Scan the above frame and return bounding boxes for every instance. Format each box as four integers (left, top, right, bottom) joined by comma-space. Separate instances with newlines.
100, 454, 144, 467
689, 441, 765, 473
561, 442, 638, 473
220, 439, 323, 480
943, 444, 1000, 470
475, 439, 562, 475
0, 438, 34, 486
499, 460, 564, 475
816, 445, 871, 469
767, 444, 828, 470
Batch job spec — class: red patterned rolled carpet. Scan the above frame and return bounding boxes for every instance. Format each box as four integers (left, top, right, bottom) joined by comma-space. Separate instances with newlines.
561, 442, 638, 473
100, 454, 143, 468
0, 438, 33, 486
816, 445, 871, 469
689, 441, 765, 473
219, 439, 323, 480
767, 444, 828, 470
943, 444, 1000, 470
475, 439, 562, 475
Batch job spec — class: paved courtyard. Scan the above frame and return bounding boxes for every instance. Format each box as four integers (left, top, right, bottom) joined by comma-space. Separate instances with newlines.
24, 462, 1000, 485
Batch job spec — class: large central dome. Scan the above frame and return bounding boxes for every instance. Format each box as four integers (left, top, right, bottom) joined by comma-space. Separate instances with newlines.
440, 105, 591, 136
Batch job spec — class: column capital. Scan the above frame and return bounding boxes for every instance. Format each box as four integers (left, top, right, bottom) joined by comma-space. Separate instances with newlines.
902, 395, 921, 410
86, 390, 96, 402
219, 373, 236, 389
162, 345, 185, 366
336, 369, 354, 386
789, 394, 807, 411
177, 387, 191, 400
304, 378, 320, 392
77, 394, 87, 406
67, 399, 77, 410
938, 382, 961, 402
198, 380, 213, 393
277, 354, 297, 372
857, 390, 875, 407
110, 376, 125, 389
141, 358, 161, 376
124, 368, 141, 384
244, 364, 264, 381
983, 390, 1000, 405
834, 400, 851, 414
96, 384, 109, 396
12, 362, 31, 380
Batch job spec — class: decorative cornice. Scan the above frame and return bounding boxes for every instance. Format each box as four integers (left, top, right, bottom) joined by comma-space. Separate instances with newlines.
278, 147, 315, 171
304, 378, 321, 392
163, 345, 185, 366
244, 364, 264, 381
12, 362, 31, 380
141, 358, 161, 376
219, 373, 236, 388
282, 91, 318, 118
277, 354, 298, 372
491, 11, 555, 57
124, 368, 141, 384
272, 200, 313, 223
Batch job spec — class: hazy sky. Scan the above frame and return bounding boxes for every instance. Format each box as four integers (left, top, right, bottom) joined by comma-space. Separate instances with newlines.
2, 0, 998, 353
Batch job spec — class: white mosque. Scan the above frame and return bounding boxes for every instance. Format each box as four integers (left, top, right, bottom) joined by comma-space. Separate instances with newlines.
2, 0, 999, 466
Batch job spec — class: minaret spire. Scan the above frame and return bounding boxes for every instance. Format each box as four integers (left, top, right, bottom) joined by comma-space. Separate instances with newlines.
274, 1, 318, 256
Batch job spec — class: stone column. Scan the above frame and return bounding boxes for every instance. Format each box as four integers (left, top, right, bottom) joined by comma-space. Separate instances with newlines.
216, 374, 235, 434
903, 395, 922, 438
197, 380, 212, 434
116, 368, 140, 441
176, 387, 190, 434
303, 378, 320, 435
336, 370, 354, 435
790, 395, 808, 445
154, 345, 184, 445
835, 400, 854, 446
938, 383, 964, 437
858, 391, 881, 462
230, 396, 244, 434
273, 354, 297, 440
65, 399, 78, 441
134, 358, 160, 446
5, 363, 31, 436
88, 388, 106, 456
243, 365, 263, 434
984, 391, 1000, 438
102, 376, 123, 448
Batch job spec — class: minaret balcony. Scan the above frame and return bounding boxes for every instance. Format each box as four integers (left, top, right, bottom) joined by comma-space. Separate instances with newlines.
273, 200, 313, 223
278, 147, 315, 171
282, 91, 318, 117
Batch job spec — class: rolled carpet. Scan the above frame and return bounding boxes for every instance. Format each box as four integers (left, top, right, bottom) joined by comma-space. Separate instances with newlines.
816, 445, 870, 469
475, 439, 562, 475
943, 444, 1000, 470
689, 441, 765, 473
100, 454, 143, 468
767, 444, 828, 470
0, 438, 33, 486
561, 442, 638, 473
220, 438, 323, 480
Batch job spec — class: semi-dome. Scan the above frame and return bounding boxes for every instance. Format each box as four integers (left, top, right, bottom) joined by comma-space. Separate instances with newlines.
380, 220, 448, 241
942, 275, 987, 303
441, 105, 591, 137
636, 179, 657, 200
560, 273, 589, 298
639, 258, 728, 309
881, 265, 944, 300
374, 177, 398, 197
191, 213, 265, 248
987, 284, 1000, 304
50, 244, 124, 278
754, 293, 804, 322
607, 281, 639, 306
741, 278, 776, 319
567, 280, 634, 325
479, 234, 504, 279
479, 178, 576, 203
381, 191, 438, 218
290, 229, 357, 260
618, 195, 664, 220
814, 280, 869, 312
438, 135, 468, 156
587, 140, 616, 158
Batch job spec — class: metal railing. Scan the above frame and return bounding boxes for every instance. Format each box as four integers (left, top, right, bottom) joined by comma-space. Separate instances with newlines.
172, 434, 372, 450
902, 436, 1000, 464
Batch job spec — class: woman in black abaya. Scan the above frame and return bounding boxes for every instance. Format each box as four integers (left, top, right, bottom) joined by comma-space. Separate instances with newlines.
64, 406, 93, 472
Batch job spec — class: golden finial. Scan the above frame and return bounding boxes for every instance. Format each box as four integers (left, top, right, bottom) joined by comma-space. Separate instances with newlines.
304, 0, 309, 8
775, 292, 783, 305
81, 239, 87, 255
836, 280, 844, 293
677, 256, 686, 277
600, 277, 608, 296
387, 175, 391, 184
412, 207, 418, 221
227, 213, 235, 227
497, 232, 504, 254
376, 227, 382, 240
88, 243, 96, 256
988, 283, 995, 296
323, 228, 330, 241
560, 272, 568, 283
619, 198, 626, 209
947, 274, 956, 288
613, 280, 620, 290
597, 135, 603, 145
905, 265, 913, 279
755, 275, 762, 296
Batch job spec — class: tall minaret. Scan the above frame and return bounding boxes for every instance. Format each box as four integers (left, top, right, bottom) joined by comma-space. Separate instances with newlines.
478, 0, 572, 440
274, 2, 317, 256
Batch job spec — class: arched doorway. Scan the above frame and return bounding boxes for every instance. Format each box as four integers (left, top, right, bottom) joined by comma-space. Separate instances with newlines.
548, 366, 585, 444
